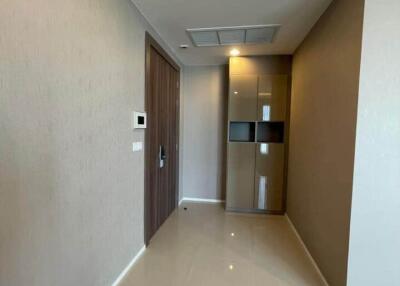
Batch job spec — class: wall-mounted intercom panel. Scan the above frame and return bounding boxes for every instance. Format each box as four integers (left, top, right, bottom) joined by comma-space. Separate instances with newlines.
132, 111, 147, 129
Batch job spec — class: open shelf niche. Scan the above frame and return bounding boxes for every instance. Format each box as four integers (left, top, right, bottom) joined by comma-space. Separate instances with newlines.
257, 122, 285, 143
229, 121, 256, 142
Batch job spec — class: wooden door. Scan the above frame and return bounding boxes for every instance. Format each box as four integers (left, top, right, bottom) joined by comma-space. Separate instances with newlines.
145, 33, 180, 245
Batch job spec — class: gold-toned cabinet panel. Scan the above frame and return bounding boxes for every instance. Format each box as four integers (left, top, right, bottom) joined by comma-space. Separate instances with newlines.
226, 143, 256, 210
258, 75, 288, 122
229, 75, 258, 121
254, 143, 284, 211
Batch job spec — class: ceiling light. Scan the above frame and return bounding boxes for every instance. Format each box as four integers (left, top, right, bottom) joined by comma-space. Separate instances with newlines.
180, 44, 189, 49
230, 49, 240, 57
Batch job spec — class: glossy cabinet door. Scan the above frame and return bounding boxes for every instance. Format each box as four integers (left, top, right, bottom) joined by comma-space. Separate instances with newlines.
226, 143, 256, 210
258, 75, 288, 121
229, 75, 258, 121
254, 143, 284, 211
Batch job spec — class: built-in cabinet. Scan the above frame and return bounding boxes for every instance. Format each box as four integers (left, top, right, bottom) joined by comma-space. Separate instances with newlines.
226, 56, 292, 214
229, 75, 258, 121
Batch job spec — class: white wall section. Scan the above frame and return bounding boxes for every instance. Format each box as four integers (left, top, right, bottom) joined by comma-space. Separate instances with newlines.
347, 1, 400, 285
182, 66, 227, 200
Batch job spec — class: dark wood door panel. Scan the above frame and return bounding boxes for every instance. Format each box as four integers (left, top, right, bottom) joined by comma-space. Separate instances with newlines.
146, 47, 159, 238
145, 33, 180, 245
158, 55, 169, 227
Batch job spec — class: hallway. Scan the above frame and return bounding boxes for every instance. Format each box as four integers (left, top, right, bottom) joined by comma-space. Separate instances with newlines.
1, 1, 399, 285
121, 203, 325, 286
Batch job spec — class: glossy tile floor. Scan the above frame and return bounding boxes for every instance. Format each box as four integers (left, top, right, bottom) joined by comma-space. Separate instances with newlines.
121, 202, 325, 286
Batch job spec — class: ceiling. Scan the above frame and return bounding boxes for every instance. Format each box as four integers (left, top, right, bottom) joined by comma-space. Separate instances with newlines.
132, 0, 332, 66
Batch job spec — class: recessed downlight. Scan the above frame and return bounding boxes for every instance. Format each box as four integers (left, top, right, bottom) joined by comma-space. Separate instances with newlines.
180, 44, 189, 49
230, 49, 240, 57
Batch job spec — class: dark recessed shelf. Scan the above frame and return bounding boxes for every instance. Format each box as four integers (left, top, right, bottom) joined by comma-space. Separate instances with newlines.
229, 122, 256, 142
257, 122, 284, 143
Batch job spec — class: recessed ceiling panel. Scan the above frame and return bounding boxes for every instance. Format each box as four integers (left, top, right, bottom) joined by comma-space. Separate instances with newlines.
190, 31, 219, 47
246, 26, 278, 43
188, 25, 280, 47
218, 30, 246, 45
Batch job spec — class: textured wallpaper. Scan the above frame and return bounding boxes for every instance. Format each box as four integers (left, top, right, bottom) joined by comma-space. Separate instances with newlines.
347, 0, 400, 284
0, 0, 179, 285
286, 0, 364, 285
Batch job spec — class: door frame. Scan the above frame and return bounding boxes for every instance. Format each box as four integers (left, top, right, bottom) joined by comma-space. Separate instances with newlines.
144, 32, 180, 246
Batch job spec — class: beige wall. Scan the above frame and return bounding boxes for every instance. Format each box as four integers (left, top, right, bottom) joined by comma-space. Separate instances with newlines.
286, 0, 364, 285
347, 0, 400, 285
182, 66, 227, 200
0, 1, 180, 285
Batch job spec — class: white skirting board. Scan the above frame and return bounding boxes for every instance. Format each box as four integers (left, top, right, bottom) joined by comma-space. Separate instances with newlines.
285, 214, 330, 286
111, 245, 146, 286
179, 197, 225, 205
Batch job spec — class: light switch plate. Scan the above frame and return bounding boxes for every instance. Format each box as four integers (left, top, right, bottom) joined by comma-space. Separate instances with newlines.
132, 142, 143, 152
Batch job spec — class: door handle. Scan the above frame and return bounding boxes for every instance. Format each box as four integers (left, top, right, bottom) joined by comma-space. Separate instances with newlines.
159, 145, 167, 168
